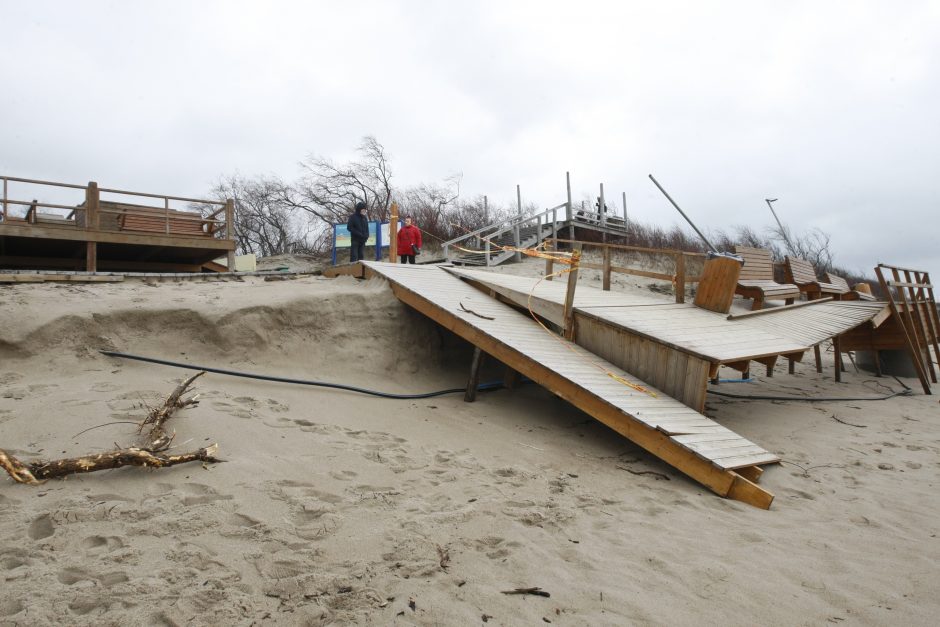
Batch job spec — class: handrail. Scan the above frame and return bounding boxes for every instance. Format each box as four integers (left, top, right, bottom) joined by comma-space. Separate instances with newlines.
441, 202, 566, 247
442, 203, 566, 246
1, 199, 83, 212
0, 200, 220, 223
1, 174, 225, 207
545, 237, 705, 303
0, 175, 88, 190
444, 202, 565, 266
98, 186, 225, 206
547, 237, 707, 258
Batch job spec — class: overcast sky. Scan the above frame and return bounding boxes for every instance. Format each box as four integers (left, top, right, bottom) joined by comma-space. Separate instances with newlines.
2, 1, 938, 275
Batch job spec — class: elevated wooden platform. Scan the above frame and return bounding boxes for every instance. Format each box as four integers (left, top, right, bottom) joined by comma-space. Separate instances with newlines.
1, 175, 235, 272
360, 262, 778, 509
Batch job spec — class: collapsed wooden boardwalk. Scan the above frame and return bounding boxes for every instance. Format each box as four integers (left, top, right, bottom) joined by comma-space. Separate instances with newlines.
449, 267, 889, 409
360, 262, 779, 509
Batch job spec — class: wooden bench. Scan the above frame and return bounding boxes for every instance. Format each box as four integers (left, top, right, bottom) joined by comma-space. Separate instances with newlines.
785, 257, 848, 300
119, 209, 209, 237
823, 272, 877, 301
734, 246, 801, 310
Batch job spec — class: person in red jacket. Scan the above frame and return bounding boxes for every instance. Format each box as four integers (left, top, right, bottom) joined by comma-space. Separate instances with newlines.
397, 215, 422, 264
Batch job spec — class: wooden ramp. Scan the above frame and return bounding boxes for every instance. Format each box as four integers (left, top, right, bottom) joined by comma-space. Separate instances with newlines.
361, 262, 778, 509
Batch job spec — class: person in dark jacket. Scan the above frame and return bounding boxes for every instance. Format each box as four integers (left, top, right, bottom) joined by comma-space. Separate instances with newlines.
397, 215, 422, 264
346, 200, 369, 262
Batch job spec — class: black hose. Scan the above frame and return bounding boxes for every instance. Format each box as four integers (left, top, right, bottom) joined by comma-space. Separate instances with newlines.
707, 389, 911, 402
99, 350, 504, 400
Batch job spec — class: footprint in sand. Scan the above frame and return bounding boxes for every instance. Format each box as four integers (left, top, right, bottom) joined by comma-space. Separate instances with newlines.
268, 481, 345, 540
82, 535, 126, 554
90, 382, 119, 392
0, 597, 24, 617
329, 470, 358, 481
228, 512, 263, 528
0, 549, 30, 571
211, 399, 257, 420
179, 483, 234, 506
68, 596, 112, 616
0, 372, 24, 386
58, 567, 95, 585
472, 536, 520, 560
28, 513, 55, 540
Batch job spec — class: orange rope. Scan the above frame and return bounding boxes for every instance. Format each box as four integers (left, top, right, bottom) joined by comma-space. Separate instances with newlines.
522, 259, 657, 398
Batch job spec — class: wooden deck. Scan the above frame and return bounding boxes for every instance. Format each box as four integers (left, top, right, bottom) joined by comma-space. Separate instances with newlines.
1, 175, 235, 272
361, 262, 778, 509
450, 267, 887, 362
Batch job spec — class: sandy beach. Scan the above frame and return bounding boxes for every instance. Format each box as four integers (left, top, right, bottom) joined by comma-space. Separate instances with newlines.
1, 263, 938, 626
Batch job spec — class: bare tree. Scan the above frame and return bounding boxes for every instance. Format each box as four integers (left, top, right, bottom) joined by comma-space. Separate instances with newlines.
769, 224, 834, 272
397, 175, 463, 240
286, 136, 394, 223
210, 174, 316, 257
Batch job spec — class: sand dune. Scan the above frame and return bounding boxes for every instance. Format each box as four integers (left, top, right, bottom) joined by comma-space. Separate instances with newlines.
1, 270, 938, 625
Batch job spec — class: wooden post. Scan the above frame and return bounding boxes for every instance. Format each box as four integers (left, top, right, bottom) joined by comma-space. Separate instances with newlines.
503, 366, 521, 389
675, 253, 686, 304
602, 245, 611, 291
563, 243, 582, 341
85, 182, 100, 272
599, 183, 606, 229
464, 347, 485, 402
389, 202, 399, 262
224, 198, 235, 271
833, 337, 843, 382
85, 242, 97, 272
2, 177, 7, 221
164, 197, 170, 235
86, 181, 100, 229
814, 345, 823, 373
544, 241, 554, 281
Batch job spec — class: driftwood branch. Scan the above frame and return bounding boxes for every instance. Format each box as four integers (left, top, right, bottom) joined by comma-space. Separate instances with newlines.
0, 445, 221, 485
0, 372, 220, 485
140, 371, 205, 451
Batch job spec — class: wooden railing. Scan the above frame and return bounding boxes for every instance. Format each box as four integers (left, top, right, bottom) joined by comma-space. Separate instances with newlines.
442, 203, 566, 265
1, 175, 233, 239
544, 238, 706, 303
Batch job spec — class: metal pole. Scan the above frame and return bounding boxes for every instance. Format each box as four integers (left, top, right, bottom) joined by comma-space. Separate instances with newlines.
566, 171, 574, 240
622, 191, 627, 224
565, 172, 572, 222
648, 174, 717, 253
765, 198, 794, 253
514, 184, 522, 262
599, 183, 606, 228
